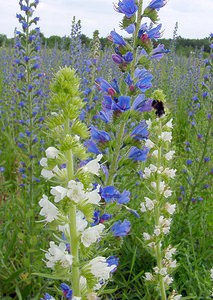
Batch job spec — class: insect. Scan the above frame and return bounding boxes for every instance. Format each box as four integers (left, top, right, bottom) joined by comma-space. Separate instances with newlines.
152, 99, 165, 117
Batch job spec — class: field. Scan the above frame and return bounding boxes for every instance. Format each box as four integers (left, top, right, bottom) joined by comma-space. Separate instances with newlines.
0, 1, 212, 300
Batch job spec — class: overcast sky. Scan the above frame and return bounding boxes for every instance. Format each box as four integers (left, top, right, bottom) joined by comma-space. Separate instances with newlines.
0, 0, 212, 39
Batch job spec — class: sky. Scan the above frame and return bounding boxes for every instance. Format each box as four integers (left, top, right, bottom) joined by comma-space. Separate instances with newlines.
0, 0, 212, 39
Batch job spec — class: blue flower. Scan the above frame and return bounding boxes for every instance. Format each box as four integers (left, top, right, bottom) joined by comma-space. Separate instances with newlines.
129, 146, 150, 161
147, 0, 167, 10
100, 186, 120, 202
131, 121, 149, 140
132, 95, 153, 112
60, 283, 72, 299
114, 0, 138, 18
90, 125, 111, 143
109, 31, 127, 47
84, 139, 101, 154
125, 24, 136, 34
40, 293, 54, 300
96, 77, 116, 96
134, 68, 153, 92
112, 96, 131, 112
106, 256, 119, 272
111, 219, 131, 236
92, 210, 112, 226
147, 24, 162, 39
151, 44, 170, 60
117, 189, 130, 204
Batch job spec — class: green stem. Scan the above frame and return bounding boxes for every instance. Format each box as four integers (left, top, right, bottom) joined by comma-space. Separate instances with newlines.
65, 117, 80, 296
106, 120, 126, 185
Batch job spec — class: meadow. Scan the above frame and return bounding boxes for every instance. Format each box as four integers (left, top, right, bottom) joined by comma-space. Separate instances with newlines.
0, 1, 212, 300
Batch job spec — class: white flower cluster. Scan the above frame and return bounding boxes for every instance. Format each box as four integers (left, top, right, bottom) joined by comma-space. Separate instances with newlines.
144, 245, 177, 286
142, 117, 181, 297
44, 241, 73, 269
40, 147, 103, 181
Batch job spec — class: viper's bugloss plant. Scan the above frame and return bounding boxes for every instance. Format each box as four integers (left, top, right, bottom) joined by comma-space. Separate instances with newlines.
139, 91, 181, 299
37, 67, 119, 300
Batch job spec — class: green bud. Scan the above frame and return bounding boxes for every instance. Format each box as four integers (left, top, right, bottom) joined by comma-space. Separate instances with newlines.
143, 8, 159, 24
151, 89, 166, 102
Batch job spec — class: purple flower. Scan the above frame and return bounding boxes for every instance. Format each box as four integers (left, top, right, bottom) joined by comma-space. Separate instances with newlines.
114, 0, 138, 18
129, 146, 150, 161
131, 121, 149, 140
111, 219, 131, 236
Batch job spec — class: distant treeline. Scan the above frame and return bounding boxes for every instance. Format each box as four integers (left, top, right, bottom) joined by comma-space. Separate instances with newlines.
0, 33, 210, 56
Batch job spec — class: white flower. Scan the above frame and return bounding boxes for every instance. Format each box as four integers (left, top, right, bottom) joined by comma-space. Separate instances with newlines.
44, 241, 72, 269
67, 180, 86, 203
146, 119, 152, 128
41, 168, 55, 180
165, 119, 173, 128
159, 181, 166, 193
165, 150, 175, 161
144, 272, 153, 281
50, 185, 68, 202
164, 188, 172, 198
58, 223, 70, 234
159, 267, 168, 275
154, 227, 161, 236
163, 274, 173, 285
153, 266, 159, 274
81, 224, 105, 247
152, 150, 158, 158
40, 157, 48, 167
148, 242, 155, 248
210, 267, 213, 279
45, 146, 60, 159
160, 131, 172, 142
72, 297, 82, 300
174, 295, 182, 300
85, 185, 101, 205
169, 259, 177, 268
143, 167, 151, 179
81, 154, 103, 176
144, 197, 155, 211
149, 164, 158, 173
165, 203, 176, 215
87, 293, 98, 300
76, 211, 88, 232
140, 202, 146, 212
162, 168, 176, 179
143, 232, 151, 240
165, 246, 176, 260
39, 195, 58, 222
89, 256, 116, 281
145, 139, 155, 148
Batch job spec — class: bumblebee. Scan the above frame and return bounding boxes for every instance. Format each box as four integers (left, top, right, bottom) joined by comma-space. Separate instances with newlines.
152, 100, 165, 117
